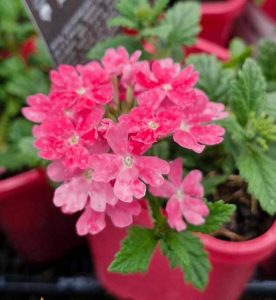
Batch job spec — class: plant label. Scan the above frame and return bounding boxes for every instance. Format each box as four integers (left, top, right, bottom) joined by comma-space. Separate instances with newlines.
23, 0, 118, 65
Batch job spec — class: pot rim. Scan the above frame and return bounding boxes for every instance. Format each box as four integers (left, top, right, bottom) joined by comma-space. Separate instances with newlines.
202, 0, 246, 16
0, 169, 45, 196
200, 219, 276, 257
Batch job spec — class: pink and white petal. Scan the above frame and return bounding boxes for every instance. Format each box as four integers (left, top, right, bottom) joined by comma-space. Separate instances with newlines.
137, 156, 170, 175
90, 182, 117, 211
114, 168, 139, 202
181, 196, 209, 225
64, 145, 90, 169
22, 107, 46, 123
181, 170, 203, 198
137, 89, 166, 110
47, 161, 68, 182
89, 154, 120, 182
190, 125, 225, 145
150, 181, 176, 198
107, 201, 141, 228
166, 196, 186, 232
131, 179, 146, 199
76, 207, 106, 235
137, 156, 170, 187
53, 177, 88, 212
168, 159, 183, 186
173, 130, 205, 153
106, 123, 129, 155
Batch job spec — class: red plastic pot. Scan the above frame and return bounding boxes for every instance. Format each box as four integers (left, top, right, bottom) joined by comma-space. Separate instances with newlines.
200, 0, 246, 46
89, 209, 276, 300
0, 169, 82, 263
185, 38, 230, 61
261, 0, 276, 21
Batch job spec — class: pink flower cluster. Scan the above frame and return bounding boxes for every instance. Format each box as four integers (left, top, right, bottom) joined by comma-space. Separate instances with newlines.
23, 47, 226, 235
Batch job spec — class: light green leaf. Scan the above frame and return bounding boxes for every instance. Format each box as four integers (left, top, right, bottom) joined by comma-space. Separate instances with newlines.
107, 16, 137, 29
264, 92, 276, 117
230, 58, 266, 126
237, 146, 276, 215
151, 0, 169, 21
188, 200, 236, 233
160, 231, 210, 291
141, 2, 200, 47
186, 54, 234, 103
86, 35, 144, 60
257, 39, 276, 86
203, 175, 228, 195
109, 226, 157, 273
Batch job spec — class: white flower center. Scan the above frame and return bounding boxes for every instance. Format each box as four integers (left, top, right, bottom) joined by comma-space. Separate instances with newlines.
76, 87, 86, 95
148, 120, 159, 130
176, 189, 183, 200
68, 134, 80, 146
180, 121, 190, 132
64, 109, 73, 117
123, 155, 134, 168
163, 84, 172, 91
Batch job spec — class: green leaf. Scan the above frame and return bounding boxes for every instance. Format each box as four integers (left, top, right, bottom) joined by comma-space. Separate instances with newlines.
86, 35, 144, 60
186, 54, 234, 103
160, 231, 210, 290
225, 38, 252, 69
8, 119, 32, 142
230, 58, 266, 126
203, 175, 228, 195
109, 226, 157, 273
151, 0, 169, 21
107, 16, 137, 29
257, 39, 276, 84
141, 2, 200, 47
264, 92, 276, 117
237, 146, 276, 215
188, 200, 236, 233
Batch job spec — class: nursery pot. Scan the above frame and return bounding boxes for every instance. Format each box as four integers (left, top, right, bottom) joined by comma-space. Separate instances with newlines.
89, 209, 276, 300
185, 38, 230, 61
200, 0, 246, 46
0, 169, 82, 264
260, 0, 276, 21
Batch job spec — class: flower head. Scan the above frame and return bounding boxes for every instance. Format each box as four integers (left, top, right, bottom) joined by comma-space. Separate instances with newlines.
151, 159, 209, 231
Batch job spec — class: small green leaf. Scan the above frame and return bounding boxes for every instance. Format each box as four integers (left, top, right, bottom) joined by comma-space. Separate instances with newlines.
237, 146, 276, 215
160, 231, 210, 291
264, 92, 276, 117
186, 54, 234, 103
203, 175, 228, 195
109, 226, 157, 274
107, 16, 137, 29
141, 2, 200, 47
230, 58, 266, 126
86, 35, 144, 60
188, 200, 236, 233
257, 39, 276, 87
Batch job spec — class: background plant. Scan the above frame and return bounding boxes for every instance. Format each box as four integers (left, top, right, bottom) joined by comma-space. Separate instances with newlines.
0, 1, 51, 174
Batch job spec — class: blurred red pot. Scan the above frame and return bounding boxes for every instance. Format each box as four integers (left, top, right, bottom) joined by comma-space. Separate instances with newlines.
0, 169, 82, 264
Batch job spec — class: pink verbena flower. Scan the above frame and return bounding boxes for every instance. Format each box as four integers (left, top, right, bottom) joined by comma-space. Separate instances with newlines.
90, 123, 170, 203
76, 200, 141, 235
34, 107, 104, 169
119, 107, 177, 144
136, 61, 198, 110
50, 62, 113, 106
22, 94, 52, 123
53, 171, 117, 214
151, 159, 209, 231
102, 47, 141, 77
172, 91, 226, 153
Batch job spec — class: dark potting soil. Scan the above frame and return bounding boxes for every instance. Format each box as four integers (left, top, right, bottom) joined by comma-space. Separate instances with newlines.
210, 175, 275, 242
